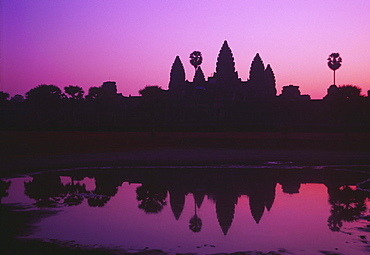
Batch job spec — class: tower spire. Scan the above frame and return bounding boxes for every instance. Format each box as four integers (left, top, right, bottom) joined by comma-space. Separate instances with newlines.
169, 56, 185, 92
214, 40, 238, 85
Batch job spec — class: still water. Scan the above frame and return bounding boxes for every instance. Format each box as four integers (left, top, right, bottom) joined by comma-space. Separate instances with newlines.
2, 166, 370, 254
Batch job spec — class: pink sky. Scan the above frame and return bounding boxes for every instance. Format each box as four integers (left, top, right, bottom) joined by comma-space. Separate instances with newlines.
1, 0, 369, 99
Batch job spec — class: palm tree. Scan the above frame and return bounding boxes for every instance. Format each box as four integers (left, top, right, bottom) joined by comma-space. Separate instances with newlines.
189, 51, 203, 71
327, 53, 342, 85
189, 195, 202, 233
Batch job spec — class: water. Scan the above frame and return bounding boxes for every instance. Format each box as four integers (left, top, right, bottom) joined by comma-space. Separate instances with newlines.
2, 166, 370, 254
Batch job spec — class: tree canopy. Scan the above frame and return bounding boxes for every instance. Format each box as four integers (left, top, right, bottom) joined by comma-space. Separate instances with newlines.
189, 51, 203, 70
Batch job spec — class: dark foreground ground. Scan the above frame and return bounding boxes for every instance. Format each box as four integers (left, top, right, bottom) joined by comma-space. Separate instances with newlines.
1, 131, 370, 254
1, 131, 370, 177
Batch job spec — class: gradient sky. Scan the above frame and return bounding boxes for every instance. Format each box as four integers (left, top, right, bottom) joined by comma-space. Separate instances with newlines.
1, 0, 369, 99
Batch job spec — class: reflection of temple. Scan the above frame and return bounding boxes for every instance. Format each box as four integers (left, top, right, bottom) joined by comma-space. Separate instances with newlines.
210, 179, 239, 235
247, 178, 276, 224
21, 169, 370, 235
169, 188, 186, 220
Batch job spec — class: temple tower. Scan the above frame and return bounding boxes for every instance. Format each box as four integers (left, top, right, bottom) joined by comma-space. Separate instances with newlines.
249, 53, 265, 97
168, 56, 186, 93
263, 64, 277, 98
213, 40, 239, 87
193, 66, 206, 88
249, 54, 276, 98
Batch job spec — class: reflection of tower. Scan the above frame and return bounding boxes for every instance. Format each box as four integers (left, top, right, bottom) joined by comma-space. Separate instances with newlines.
248, 180, 276, 224
193, 189, 205, 209
216, 196, 237, 235
213, 188, 238, 236
189, 194, 202, 233
169, 188, 186, 220
249, 195, 264, 224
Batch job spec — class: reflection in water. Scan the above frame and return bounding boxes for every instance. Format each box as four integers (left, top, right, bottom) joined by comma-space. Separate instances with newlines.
24, 173, 67, 208
327, 185, 368, 232
88, 173, 123, 207
136, 184, 167, 213
169, 187, 186, 220
189, 195, 202, 233
0, 179, 11, 204
2, 167, 370, 254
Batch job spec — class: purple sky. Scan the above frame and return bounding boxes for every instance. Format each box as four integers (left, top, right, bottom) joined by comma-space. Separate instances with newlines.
1, 0, 370, 99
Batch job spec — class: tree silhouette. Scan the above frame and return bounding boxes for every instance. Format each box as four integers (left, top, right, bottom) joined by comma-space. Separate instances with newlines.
327, 53, 342, 85
26, 84, 63, 103
189, 51, 202, 71
139, 85, 165, 98
87, 174, 123, 207
25, 84, 64, 128
327, 185, 368, 232
189, 195, 202, 233
139, 85, 166, 137
189, 214, 202, 233
338, 85, 362, 99
0, 91, 9, 107
63, 177, 87, 206
10, 94, 24, 103
86, 86, 101, 101
64, 85, 84, 100
24, 174, 67, 208
0, 179, 11, 204
136, 184, 167, 213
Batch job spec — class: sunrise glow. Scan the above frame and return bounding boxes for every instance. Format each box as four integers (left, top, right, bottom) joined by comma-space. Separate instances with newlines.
1, 0, 370, 99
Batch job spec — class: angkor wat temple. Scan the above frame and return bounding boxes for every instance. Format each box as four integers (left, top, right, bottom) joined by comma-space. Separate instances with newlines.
158, 40, 369, 131
1, 40, 369, 131
168, 40, 308, 101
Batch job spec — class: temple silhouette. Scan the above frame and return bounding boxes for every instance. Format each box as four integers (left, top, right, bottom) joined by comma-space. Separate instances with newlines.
169, 41, 278, 101
1, 40, 370, 131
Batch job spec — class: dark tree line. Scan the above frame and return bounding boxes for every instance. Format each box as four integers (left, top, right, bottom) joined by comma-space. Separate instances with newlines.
1, 82, 370, 132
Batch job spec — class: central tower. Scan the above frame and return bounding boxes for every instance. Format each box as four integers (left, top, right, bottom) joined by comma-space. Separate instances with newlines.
213, 40, 239, 87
